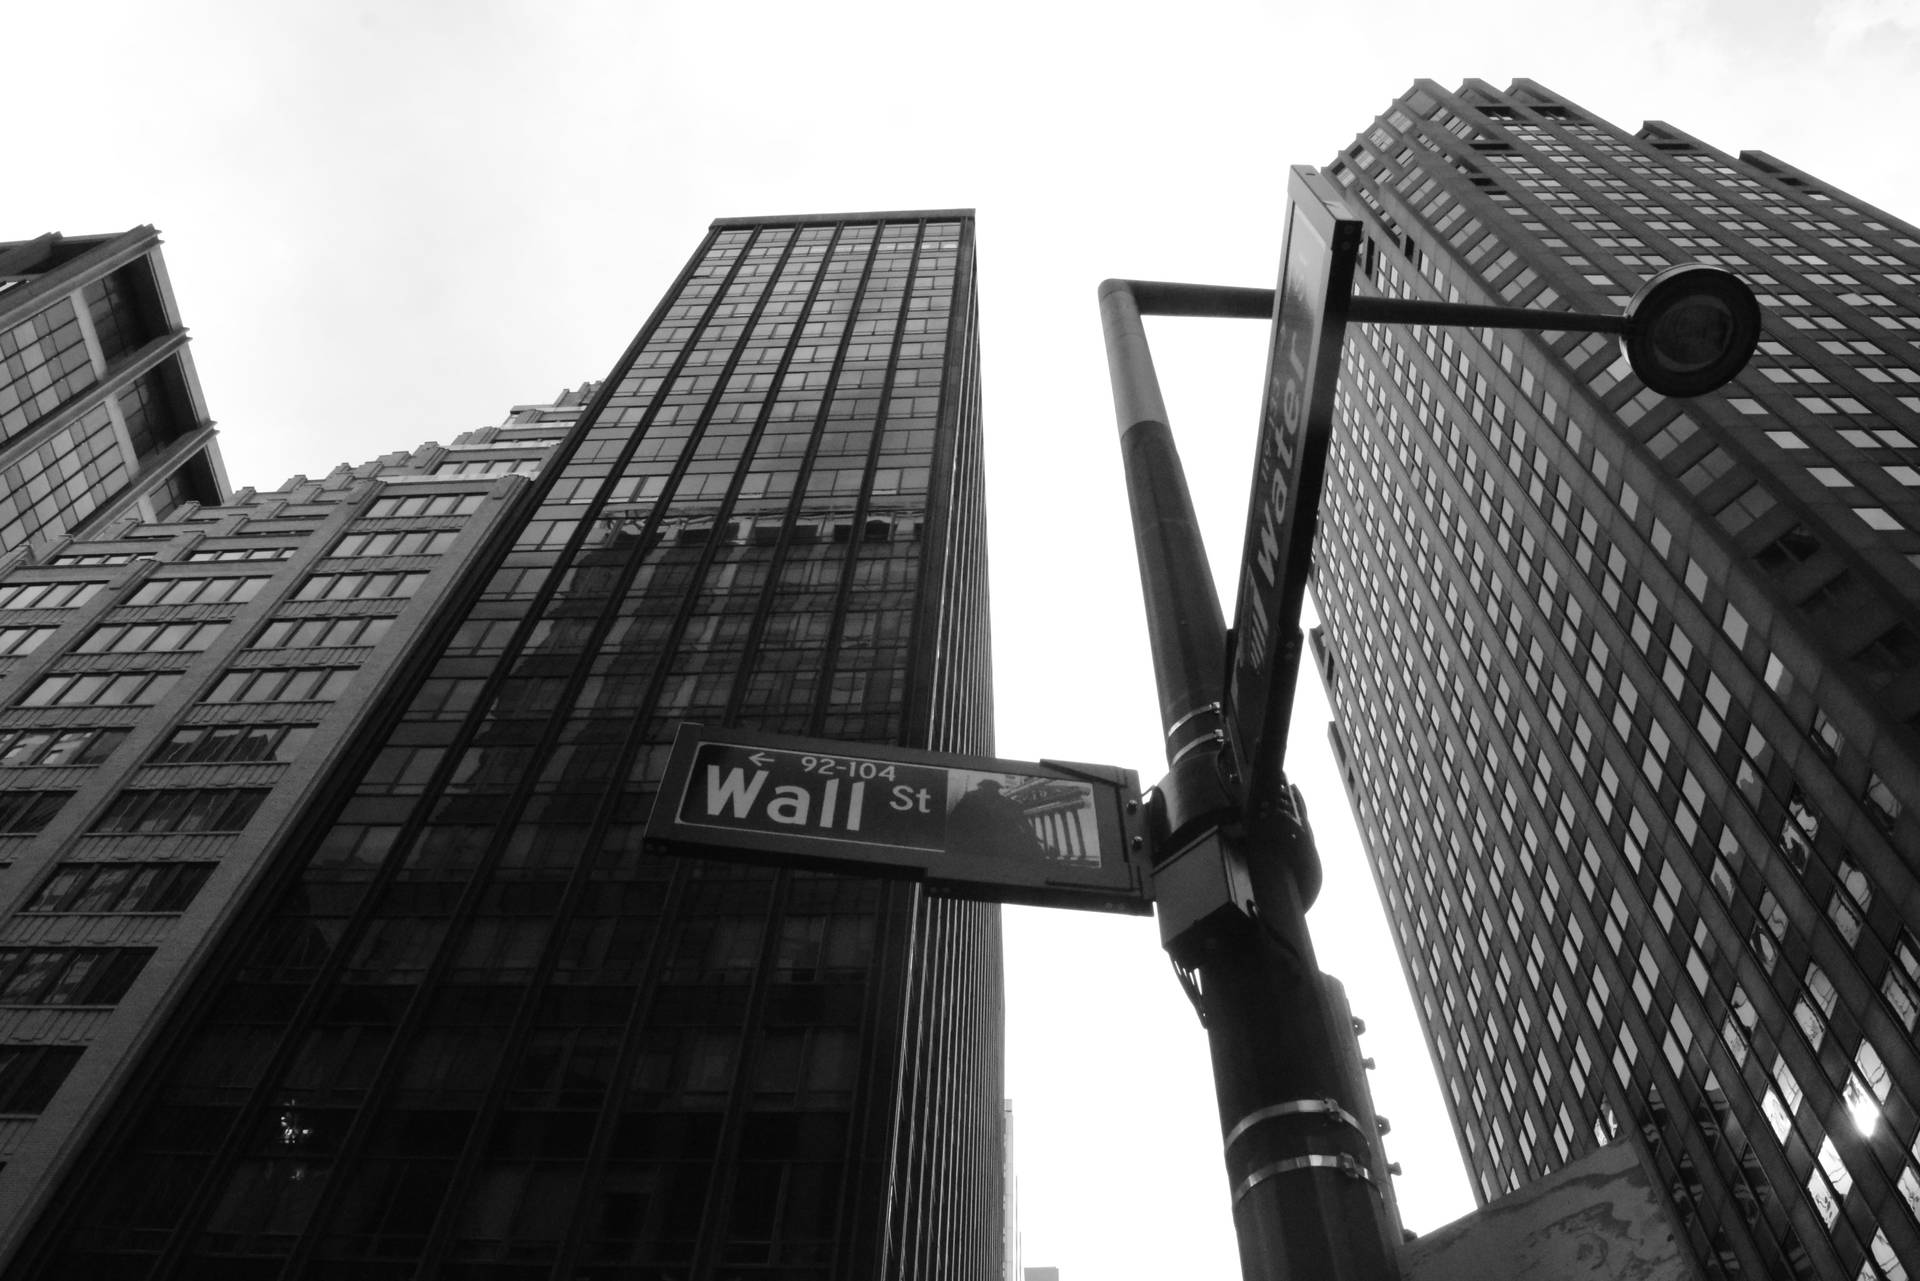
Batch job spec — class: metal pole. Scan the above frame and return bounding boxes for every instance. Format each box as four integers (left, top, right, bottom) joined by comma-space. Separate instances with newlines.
1097, 278, 1236, 841
1099, 280, 1403, 1281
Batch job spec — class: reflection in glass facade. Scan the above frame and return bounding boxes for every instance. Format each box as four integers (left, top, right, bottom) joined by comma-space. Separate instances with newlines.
8, 210, 1000, 1279
1311, 81, 1920, 1281
0, 228, 228, 551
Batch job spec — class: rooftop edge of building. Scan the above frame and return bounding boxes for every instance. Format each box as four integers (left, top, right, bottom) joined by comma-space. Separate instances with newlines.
709, 208, 974, 229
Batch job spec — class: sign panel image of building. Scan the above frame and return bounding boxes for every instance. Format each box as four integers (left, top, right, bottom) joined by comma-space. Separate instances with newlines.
649, 723, 1153, 913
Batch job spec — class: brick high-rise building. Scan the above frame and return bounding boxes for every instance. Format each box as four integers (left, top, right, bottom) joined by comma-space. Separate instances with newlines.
0, 209, 1001, 1280
1307, 81, 1920, 1281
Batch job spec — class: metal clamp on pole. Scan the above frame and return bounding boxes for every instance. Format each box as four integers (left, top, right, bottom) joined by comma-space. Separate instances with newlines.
1233, 1153, 1377, 1206
1223, 1097, 1368, 1151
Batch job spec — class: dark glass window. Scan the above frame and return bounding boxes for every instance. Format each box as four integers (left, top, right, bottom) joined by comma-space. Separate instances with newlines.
26, 862, 216, 913
0, 1045, 85, 1114
150, 724, 314, 765
0, 727, 128, 766
0, 948, 152, 1005
91, 788, 269, 834
0, 789, 73, 832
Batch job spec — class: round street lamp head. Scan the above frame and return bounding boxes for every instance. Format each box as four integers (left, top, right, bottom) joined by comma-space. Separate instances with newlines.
1621, 264, 1762, 397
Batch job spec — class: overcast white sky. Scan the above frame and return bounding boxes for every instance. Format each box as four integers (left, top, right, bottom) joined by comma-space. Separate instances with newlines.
15, 2, 1920, 1276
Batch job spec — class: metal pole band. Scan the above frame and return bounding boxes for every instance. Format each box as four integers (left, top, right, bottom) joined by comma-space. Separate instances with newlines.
1222, 1097, 1365, 1150
1231, 1153, 1375, 1206
1164, 700, 1223, 739
1168, 730, 1225, 767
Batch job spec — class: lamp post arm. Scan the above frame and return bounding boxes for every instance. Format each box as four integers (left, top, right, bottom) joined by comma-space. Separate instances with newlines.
1345, 295, 1629, 333
1124, 279, 1278, 319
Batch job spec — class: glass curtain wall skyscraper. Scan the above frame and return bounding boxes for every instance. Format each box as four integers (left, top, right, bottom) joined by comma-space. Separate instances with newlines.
3, 209, 1000, 1280
1307, 81, 1920, 1281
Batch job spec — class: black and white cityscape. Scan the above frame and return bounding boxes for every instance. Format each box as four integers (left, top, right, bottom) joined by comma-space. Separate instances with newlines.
5, 7, 1920, 1281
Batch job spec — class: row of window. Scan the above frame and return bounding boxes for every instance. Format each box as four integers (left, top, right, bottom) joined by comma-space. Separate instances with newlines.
26, 861, 214, 914
12, 611, 397, 670
0, 726, 127, 767
0, 947, 151, 1006
366, 493, 486, 518
76, 621, 225, 654
332, 529, 459, 558
0, 723, 318, 770
0, 581, 102, 611
205, 667, 354, 704
92, 787, 268, 835
20, 670, 179, 708
17, 664, 359, 711
183, 547, 292, 562
153, 723, 313, 765
125, 576, 266, 606
291, 571, 426, 603
252, 615, 393, 650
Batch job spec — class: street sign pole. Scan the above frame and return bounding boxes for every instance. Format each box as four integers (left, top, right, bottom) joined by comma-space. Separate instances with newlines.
1101, 165, 1759, 1281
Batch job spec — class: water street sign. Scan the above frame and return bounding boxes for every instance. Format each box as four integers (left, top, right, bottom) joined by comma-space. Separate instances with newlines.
1226, 167, 1362, 803
646, 723, 1153, 913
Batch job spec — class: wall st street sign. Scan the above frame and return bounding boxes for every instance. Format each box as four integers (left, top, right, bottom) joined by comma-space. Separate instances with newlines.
646, 723, 1153, 913
1226, 167, 1362, 804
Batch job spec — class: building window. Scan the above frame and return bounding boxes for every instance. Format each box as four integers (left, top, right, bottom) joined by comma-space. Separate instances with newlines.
17, 671, 181, 707
252, 616, 395, 650
291, 572, 426, 603
0, 790, 73, 833
0, 1045, 85, 1114
75, 621, 225, 654
203, 667, 356, 704
182, 547, 295, 562
0, 582, 104, 610
150, 724, 314, 765
365, 493, 486, 518
0, 727, 129, 767
125, 577, 267, 606
91, 788, 269, 834
332, 530, 460, 557
0, 948, 152, 1005
0, 625, 56, 656
25, 862, 215, 913
1865, 772, 1903, 831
